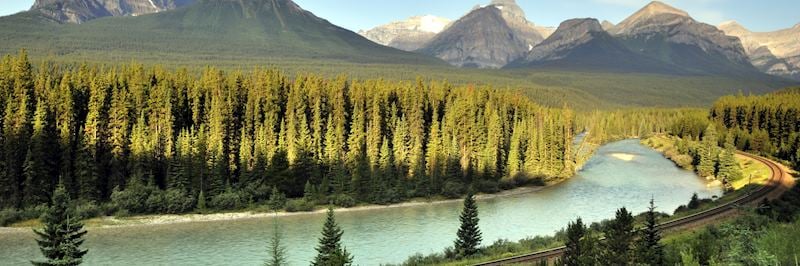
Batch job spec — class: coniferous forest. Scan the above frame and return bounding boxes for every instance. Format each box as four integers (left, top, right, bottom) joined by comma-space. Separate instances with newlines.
0, 51, 576, 216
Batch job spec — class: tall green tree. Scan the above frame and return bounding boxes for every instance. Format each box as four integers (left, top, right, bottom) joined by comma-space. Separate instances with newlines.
454, 192, 482, 257
563, 217, 597, 266
23, 100, 59, 206
635, 199, 665, 265
697, 124, 718, 177
32, 185, 88, 266
312, 207, 353, 266
601, 207, 635, 265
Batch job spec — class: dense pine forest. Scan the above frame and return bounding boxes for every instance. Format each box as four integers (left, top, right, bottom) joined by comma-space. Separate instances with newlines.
709, 89, 800, 167
0, 51, 577, 217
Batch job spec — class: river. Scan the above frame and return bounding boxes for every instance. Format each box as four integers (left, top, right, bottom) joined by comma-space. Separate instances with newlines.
0, 139, 722, 265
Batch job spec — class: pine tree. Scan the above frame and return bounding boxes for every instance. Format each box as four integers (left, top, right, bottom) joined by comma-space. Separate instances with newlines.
716, 135, 742, 185
264, 218, 287, 266
23, 100, 58, 206
454, 192, 482, 257
563, 217, 586, 266
601, 207, 634, 265
312, 207, 353, 266
697, 124, 718, 177
635, 199, 665, 265
32, 185, 88, 266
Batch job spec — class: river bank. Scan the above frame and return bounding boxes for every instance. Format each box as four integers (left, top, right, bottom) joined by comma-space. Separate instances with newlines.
1, 184, 549, 232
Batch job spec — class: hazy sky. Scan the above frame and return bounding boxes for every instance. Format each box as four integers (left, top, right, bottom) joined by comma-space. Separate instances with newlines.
0, 0, 797, 32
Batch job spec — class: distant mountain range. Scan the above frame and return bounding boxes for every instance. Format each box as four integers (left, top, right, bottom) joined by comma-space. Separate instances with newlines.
719, 21, 800, 80
1, 0, 798, 81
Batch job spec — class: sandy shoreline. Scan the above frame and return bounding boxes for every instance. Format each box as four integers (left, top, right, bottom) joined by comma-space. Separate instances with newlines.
0, 185, 548, 233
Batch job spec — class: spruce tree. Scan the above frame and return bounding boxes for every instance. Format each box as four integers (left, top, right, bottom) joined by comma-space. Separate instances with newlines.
23, 100, 58, 206
601, 207, 635, 265
454, 192, 482, 257
32, 185, 88, 266
697, 124, 718, 177
264, 218, 287, 266
563, 217, 587, 266
312, 207, 353, 266
635, 199, 665, 265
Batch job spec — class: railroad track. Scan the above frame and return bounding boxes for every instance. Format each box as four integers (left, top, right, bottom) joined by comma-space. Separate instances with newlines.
476, 152, 788, 266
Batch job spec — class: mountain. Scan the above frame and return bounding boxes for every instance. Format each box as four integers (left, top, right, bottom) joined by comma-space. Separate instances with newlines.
608, 1, 758, 76
600, 20, 614, 31
31, 0, 195, 24
507, 18, 680, 73
418, 0, 547, 68
0, 0, 443, 66
719, 21, 800, 79
358, 15, 451, 51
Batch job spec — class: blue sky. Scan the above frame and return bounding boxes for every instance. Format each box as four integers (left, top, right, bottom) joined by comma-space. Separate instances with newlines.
1, 0, 797, 32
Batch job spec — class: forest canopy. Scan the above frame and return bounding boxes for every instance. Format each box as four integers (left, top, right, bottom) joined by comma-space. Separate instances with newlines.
0, 51, 577, 214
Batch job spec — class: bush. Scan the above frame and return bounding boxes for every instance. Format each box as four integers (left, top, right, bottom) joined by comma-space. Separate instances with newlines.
475, 179, 500, 193
111, 184, 157, 214
441, 181, 465, 199
210, 190, 243, 210
162, 189, 195, 214
0, 205, 48, 226
145, 191, 166, 213
329, 194, 356, 208
285, 198, 315, 212
0, 208, 21, 226
241, 183, 271, 204
672, 154, 694, 169
75, 201, 102, 220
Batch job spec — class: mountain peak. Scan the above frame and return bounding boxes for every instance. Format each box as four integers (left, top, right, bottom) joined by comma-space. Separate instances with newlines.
639, 1, 689, 17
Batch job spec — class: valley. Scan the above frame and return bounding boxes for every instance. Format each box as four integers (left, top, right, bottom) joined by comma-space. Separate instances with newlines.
0, 0, 798, 265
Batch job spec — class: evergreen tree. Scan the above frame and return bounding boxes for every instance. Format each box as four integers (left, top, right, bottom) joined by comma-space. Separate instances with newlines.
563, 217, 597, 266
312, 207, 353, 266
697, 124, 718, 177
264, 218, 287, 266
454, 192, 482, 257
32, 185, 88, 266
635, 199, 665, 265
601, 207, 635, 265
23, 100, 58, 206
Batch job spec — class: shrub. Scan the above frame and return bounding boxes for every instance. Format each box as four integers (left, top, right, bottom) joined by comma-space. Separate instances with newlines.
145, 191, 166, 213
329, 194, 356, 208
210, 190, 243, 210
0, 205, 48, 226
475, 179, 500, 193
111, 184, 157, 214
285, 199, 315, 212
441, 181, 465, 199
75, 201, 101, 220
162, 189, 195, 214
672, 154, 694, 169
0, 208, 21, 226
241, 183, 271, 204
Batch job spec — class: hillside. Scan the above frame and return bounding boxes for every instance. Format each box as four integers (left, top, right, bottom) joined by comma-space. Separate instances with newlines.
0, 0, 444, 66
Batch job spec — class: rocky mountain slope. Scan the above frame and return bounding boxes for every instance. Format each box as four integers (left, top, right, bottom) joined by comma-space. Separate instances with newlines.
31, 0, 195, 24
508, 18, 679, 73
608, 1, 757, 75
719, 21, 800, 79
358, 15, 451, 51
418, 0, 547, 68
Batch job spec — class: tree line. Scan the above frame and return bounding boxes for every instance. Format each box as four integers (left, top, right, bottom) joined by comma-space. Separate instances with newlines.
709, 88, 800, 169
0, 50, 576, 216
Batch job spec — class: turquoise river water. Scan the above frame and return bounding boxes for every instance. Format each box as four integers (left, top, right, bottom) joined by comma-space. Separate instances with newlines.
0, 139, 722, 265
